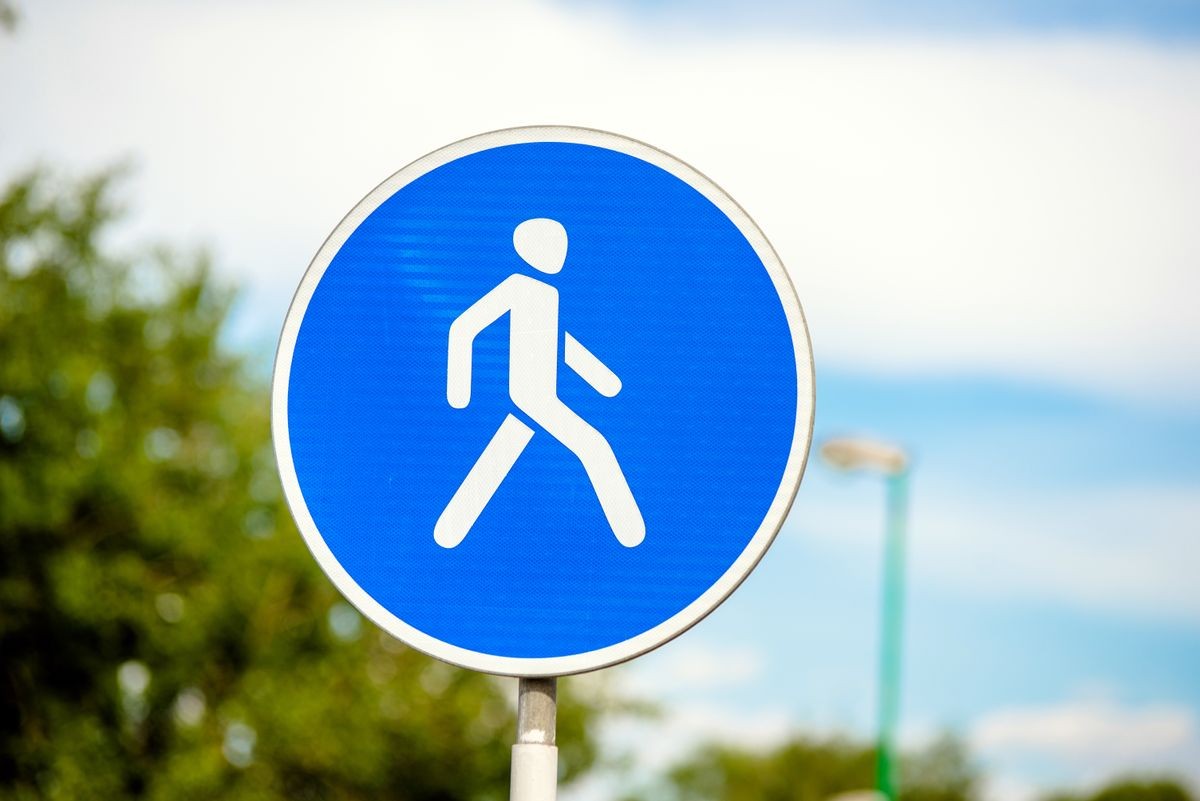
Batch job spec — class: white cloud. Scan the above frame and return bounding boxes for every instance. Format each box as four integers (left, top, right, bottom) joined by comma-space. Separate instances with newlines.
657, 701, 794, 756
562, 641, 788, 801
565, 697, 795, 801
794, 478, 1200, 623
624, 641, 767, 694
2, 0, 1199, 402
975, 699, 1194, 763
982, 773, 1048, 801
972, 696, 1200, 794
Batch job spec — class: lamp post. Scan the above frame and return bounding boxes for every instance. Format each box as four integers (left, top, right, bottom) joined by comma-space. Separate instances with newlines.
820, 437, 910, 801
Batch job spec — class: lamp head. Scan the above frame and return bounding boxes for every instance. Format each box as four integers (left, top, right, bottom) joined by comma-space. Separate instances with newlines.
820, 437, 909, 476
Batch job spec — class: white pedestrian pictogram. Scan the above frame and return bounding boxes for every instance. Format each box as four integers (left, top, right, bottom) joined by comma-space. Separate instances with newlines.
434, 218, 646, 549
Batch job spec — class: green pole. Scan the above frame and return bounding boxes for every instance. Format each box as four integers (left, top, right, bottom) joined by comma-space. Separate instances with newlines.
877, 470, 908, 801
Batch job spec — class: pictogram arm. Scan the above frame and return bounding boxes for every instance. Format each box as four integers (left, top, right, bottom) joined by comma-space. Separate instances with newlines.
447, 277, 518, 408
564, 332, 621, 397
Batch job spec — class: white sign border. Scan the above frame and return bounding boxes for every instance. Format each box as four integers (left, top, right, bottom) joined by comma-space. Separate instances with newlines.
272, 125, 815, 677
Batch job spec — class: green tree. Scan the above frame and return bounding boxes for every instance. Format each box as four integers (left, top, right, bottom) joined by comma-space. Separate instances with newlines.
0, 1, 16, 33
636, 733, 977, 801
0, 170, 604, 800
1046, 778, 1195, 801
899, 736, 976, 801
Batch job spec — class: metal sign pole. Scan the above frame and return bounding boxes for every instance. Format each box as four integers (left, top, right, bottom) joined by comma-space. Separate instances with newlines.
511, 677, 558, 801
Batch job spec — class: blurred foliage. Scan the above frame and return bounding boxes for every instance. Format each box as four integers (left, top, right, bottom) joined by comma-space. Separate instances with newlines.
629, 733, 977, 801
0, 169, 611, 800
1047, 779, 1196, 801
637, 731, 1199, 801
0, 1, 15, 33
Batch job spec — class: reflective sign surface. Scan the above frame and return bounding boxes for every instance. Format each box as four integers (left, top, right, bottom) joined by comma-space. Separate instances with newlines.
274, 127, 813, 675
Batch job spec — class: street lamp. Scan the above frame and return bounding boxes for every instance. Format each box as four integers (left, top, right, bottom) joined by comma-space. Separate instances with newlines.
820, 436, 910, 801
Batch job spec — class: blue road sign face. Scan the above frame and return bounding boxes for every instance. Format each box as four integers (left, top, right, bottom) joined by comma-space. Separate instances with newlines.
274, 127, 814, 676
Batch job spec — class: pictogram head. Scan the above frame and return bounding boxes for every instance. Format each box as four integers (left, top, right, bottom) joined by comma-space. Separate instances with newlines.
513, 218, 567, 274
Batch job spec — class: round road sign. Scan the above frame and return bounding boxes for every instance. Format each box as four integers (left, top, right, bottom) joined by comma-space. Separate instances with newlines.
273, 126, 814, 676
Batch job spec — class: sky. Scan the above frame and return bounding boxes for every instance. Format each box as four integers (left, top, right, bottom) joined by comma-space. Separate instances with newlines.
3, 0, 1199, 798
